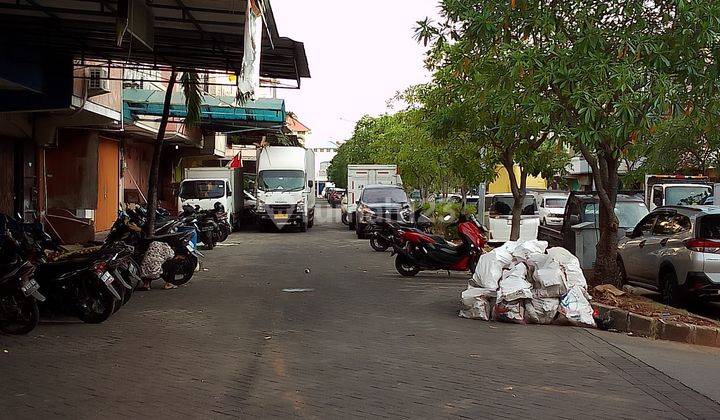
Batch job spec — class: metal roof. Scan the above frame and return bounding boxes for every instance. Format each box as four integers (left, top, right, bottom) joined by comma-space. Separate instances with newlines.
123, 88, 285, 126
0, 0, 310, 82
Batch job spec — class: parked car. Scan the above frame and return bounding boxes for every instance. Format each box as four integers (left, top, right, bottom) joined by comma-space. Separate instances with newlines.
483, 193, 540, 243
354, 185, 411, 239
618, 205, 720, 306
538, 193, 568, 226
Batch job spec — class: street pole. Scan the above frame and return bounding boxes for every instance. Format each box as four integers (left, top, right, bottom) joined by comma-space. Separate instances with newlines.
477, 182, 486, 224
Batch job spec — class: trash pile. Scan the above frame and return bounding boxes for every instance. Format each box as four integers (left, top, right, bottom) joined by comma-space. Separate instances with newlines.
459, 240, 596, 328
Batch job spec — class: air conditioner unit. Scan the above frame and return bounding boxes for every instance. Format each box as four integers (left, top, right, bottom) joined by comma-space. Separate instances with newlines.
86, 67, 110, 97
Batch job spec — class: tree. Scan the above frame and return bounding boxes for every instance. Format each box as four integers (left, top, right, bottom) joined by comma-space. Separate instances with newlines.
418, 1, 720, 282
145, 70, 202, 236
414, 39, 566, 240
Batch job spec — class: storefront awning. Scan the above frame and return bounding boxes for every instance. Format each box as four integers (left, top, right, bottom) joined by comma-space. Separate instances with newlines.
0, 0, 310, 83
123, 88, 285, 128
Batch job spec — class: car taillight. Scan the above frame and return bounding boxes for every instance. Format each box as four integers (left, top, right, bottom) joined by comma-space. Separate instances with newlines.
93, 261, 107, 275
685, 239, 720, 254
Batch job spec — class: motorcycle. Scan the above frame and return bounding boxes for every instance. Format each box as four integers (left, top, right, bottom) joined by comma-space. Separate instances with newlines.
0, 221, 45, 335
368, 209, 432, 252
106, 212, 202, 286
388, 213, 487, 277
10, 219, 124, 324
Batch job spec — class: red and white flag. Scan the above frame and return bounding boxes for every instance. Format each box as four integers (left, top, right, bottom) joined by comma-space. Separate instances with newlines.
228, 153, 242, 169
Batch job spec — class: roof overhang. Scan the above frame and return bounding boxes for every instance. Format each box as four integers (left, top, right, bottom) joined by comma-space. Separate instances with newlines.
123, 88, 286, 130
0, 0, 310, 83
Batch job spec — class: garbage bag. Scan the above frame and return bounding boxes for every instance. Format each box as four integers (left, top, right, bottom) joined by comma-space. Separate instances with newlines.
512, 240, 549, 261
498, 263, 533, 301
459, 295, 495, 320
557, 286, 596, 328
471, 252, 505, 289
493, 299, 525, 324
140, 241, 175, 279
524, 297, 559, 324
547, 247, 587, 289
461, 285, 497, 307
494, 241, 519, 267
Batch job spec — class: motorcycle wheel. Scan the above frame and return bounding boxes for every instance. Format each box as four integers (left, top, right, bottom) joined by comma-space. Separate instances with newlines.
395, 254, 420, 277
0, 292, 40, 335
77, 280, 117, 324
162, 254, 197, 286
370, 236, 389, 252
341, 213, 349, 226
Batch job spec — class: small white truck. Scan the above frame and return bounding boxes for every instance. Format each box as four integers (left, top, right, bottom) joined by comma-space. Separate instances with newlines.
178, 167, 242, 226
346, 164, 402, 229
256, 146, 316, 231
645, 175, 713, 211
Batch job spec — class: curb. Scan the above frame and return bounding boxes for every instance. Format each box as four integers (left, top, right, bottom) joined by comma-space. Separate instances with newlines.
591, 302, 720, 348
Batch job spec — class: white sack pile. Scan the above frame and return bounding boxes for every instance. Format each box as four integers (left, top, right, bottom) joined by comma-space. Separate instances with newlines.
459, 240, 595, 328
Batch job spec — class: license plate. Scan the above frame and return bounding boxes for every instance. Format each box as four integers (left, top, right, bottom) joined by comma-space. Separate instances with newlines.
99, 271, 114, 285
21, 279, 40, 297
274, 214, 288, 220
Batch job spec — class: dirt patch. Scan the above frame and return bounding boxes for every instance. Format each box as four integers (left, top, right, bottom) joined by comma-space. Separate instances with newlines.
592, 285, 720, 328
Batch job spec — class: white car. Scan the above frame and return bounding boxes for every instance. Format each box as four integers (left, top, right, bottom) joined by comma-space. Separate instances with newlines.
483, 193, 540, 243
539, 193, 568, 226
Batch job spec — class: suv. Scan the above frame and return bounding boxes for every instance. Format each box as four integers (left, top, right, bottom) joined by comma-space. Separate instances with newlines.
618, 206, 720, 305
538, 193, 568, 226
355, 185, 411, 238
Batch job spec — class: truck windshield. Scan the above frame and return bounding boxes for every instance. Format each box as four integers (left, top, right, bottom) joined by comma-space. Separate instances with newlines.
179, 180, 225, 199
362, 188, 408, 204
667, 186, 712, 206
583, 201, 649, 229
258, 170, 305, 192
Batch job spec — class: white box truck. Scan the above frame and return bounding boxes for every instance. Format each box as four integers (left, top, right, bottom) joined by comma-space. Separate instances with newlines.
346, 164, 402, 229
256, 146, 316, 231
178, 167, 242, 227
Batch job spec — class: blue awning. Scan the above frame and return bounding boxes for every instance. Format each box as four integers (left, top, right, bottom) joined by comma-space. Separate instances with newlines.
123, 89, 286, 128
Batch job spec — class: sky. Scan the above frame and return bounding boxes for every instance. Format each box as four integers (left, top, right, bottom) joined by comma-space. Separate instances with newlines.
271, 0, 441, 148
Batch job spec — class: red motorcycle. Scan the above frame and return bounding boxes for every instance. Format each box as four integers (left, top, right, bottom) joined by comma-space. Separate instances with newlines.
390, 213, 487, 277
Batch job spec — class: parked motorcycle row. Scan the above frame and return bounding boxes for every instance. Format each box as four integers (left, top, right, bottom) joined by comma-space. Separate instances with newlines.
365, 210, 489, 277
0, 202, 232, 336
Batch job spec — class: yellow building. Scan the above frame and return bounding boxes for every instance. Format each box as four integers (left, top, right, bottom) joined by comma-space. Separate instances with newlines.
488, 165, 547, 194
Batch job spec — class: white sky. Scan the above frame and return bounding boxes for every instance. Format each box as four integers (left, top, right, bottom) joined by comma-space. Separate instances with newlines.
271, 0, 441, 147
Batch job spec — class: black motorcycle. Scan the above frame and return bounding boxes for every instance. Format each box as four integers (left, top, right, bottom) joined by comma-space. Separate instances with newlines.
368, 209, 432, 252
8, 219, 123, 324
0, 222, 45, 335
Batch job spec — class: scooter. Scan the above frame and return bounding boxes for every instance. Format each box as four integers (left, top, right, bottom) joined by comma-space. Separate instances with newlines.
368, 209, 433, 252
389, 213, 487, 277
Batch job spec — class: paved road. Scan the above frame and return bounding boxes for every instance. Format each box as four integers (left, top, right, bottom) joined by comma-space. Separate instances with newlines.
3, 203, 720, 419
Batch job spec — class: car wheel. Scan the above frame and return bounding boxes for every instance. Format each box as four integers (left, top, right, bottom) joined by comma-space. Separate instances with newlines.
660, 269, 685, 307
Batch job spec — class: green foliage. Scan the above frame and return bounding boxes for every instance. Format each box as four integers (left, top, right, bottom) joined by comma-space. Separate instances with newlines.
180, 72, 202, 128
417, 0, 720, 278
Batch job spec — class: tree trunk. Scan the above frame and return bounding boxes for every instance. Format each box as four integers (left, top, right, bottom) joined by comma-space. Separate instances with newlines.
144, 69, 177, 237
502, 158, 526, 241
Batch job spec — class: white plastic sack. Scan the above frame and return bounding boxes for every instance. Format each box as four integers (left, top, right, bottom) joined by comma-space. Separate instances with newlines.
493, 300, 525, 324
512, 240, 549, 261
557, 286, 596, 328
493, 241, 519, 267
547, 247, 587, 289
471, 252, 505, 289
524, 297, 559, 324
498, 263, 533, 301
459, 295, 495, 320
461, 285, 497, 307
